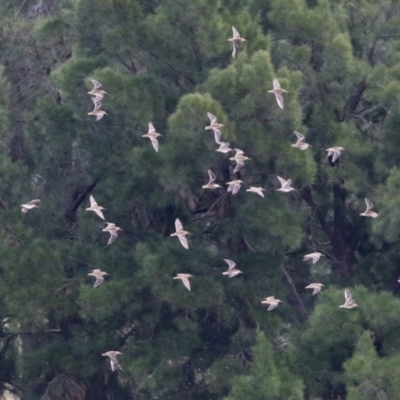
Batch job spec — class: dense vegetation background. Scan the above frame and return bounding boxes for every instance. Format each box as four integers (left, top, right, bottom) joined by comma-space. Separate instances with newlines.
1, 0, 400, 398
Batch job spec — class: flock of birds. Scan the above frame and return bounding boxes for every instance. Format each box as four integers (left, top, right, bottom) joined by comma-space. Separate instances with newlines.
19, 27, 380, 371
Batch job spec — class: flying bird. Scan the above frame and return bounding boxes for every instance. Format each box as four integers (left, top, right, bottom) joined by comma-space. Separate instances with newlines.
215, 142, 233, 153
226, 180, 243, 195
228, 26, 247, 59
230, 148, 251, 173
173, 273, 193, 291
261, 296, 282, 311
88, 79, 107, 96
326, 146, 344, 164
20, 199, 40, 213
303, 252, 324, 264
87, 106, 108, 121
222, 259, 243, 277
170, 218, 190, 249
305, 283, 324, 295
102, 351, 122, 372
339, 288, 358, 309
276, 176, 296, 192
142, 122, 163, 152
102, 223, 122, 245
268, 79, 288, 109
246, 187, 265, 197
86, 195, 106, 220
360, 198, 378, 218
88, 269, 109, 287
291, 131, 311, 150
202, 170, 221, 190
205, 112, 224, 144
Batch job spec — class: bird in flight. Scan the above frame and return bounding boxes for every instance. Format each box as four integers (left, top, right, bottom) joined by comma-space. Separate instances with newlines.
276, 176, 296, 192
261, 296, 282, 311
228, 26, 247, 59
268, 79, 288, 109
215, 142, 233, 153
222, 259, 243, 277
226, 180, 243, 195
102, 223, 122, 245
326, 146, 344, 163
291, 131, 311, 150
170, 218, 190, 249
86, 195, 106, 220
202, 170, 221, 190
339, 288, 358, 309
230, 148, 251, 173
305, 283, 324, 295
173, 273, 193, 291
205, 112, 224, 144
360, 198, 378, 218
303, 252, 324, 264
142, 122, 163, 152
102, 351, 122, 372
20, 199, 40, 213
88, 269, 109, 287
246, 187, 265, 197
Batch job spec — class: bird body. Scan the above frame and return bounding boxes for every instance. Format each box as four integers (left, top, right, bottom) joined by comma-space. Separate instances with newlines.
88, 269, 109, 287
142, 122, 163, 152
291, 131, 311, 150
20, 199, 40, 213
102, 223, 122, 245
230, 148, 251, 173
86, 195, 106, 220
339, 288, 358, 308
170, 218, 190, 249
360, 198, 378, 218
202, 170, 221, 189
268, 79, 288, 109
246, 187, 265, 197
305, 283, 324, 295
326, 146, 344, 163
102, 351, 122, 372
205, 112, 224, 144
226, 180, 243, 195
303, 252, 324, 264
277, 176, 296, 192
228, 26, 247, 58
215, 142, 233, 153
222, 259, 243, 277
174, 273, 193, 291
261, 296, 282, 311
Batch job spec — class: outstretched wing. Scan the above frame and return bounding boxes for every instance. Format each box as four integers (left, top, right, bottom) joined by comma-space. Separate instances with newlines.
273, 79, 281, 89
207, 170, 216, 183
148, 122, 156, 134
27, 199, 41, 205
231, 182, 241, 195
277, 176, 286, 187
178, 235, 189, 250
182, 277, 191, 291
274, 92, 284, 109
233, 161, 244, 173
224, 259, 236, 270
91, 79, 102, 90
282, 178, 293, 189
207, 112, 217, 124
175, 218, 183, 232
232, 26, 240, 38
294, 131, 305, 141
150, 137, 159, 152
344, 288, 352, 301
93, 276, 104, 288
365, 198, 374, 210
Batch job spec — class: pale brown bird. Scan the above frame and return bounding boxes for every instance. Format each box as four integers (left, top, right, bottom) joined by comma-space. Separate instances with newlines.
202, 170, 221, 190
173, 273, 193, 291
222, 259, 243, 277
277, 176, 296, 192
86, 195, 106, 220
246, 187, 265, 197
303, 252, 324, 264
102, 223, 122, 245
305, 283, 324, 295
326, 146, 344, 163
142, 122, 163, 152
230, 148, 251, 173
102, 351, 122, 372
360, 198, 378, 218
215, 142, 233, 153
268, 79, 288, 109
261, 296, 282, 311
291, 131, 311, 150
205, 112, 224, 143
88, 79, 107, 96
88, 269, 109, 287
20, 199, 40, 213
226, 180, 243, 195
170, 218, 190, 249
339, 288, 358, 309
228, 26, 247, 59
